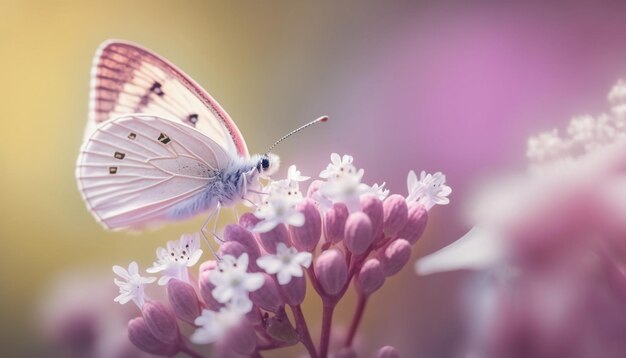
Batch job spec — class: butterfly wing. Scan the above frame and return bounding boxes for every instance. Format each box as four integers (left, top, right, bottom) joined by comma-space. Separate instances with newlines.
77, 114, 234, 230
87, 39, 249, 158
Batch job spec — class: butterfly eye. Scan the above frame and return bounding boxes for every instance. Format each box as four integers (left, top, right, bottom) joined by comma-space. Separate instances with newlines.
261, 158, 270, 170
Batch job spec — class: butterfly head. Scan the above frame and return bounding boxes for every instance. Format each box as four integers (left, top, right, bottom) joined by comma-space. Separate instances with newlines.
257, 153, 280, 177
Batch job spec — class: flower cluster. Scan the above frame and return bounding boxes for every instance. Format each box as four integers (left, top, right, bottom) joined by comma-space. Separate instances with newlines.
417, 80, 626, 358
112, 153, 450, 357
527, 80, 626, 165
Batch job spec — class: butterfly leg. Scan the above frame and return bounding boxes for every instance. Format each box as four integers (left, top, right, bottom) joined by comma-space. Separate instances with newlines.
200, 203, 224, 261
232, 206, 240, 222
200, 209, 221, 261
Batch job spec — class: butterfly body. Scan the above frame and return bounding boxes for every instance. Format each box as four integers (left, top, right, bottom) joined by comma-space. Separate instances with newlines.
166, 155, 263, 221
76, 41, 279, 230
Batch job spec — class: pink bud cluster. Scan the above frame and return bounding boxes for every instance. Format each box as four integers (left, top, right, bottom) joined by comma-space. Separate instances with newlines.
118, 155, 446, 357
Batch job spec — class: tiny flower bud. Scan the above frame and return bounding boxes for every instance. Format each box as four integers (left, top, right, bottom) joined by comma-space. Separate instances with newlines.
383, 194, 408, 237
199, 260, 217, 273
141, 301, 179, 344
167, 279, 201, 324
325, 203, 349, 244
398, 203, 428, 244
344, 212, 374, 255
378, 239, 412, 277
128, 317, 178, 356
221, 319, 256, 356
290, 199, 322, 251
356, 258, 385, 297
224, 224, 261, 261
307, 179, 325, 198
375, 345, 400, 358
361, 194, 384, 240
259, 224, 292, 254
199, 271, 222, 310
239, 212, 261, 230
315, 249, 348, 295
266, 309, 299, 343
278, 275, 306, 305
250, 274, 284, 313
334, 347, 358, 358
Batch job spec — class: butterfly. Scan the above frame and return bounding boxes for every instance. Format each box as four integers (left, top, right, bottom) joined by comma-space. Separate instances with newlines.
76, 40, 326, 234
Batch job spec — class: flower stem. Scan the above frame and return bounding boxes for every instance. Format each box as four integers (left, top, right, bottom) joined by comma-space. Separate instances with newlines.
319, 301, 336, 358
344, 294, 367, 347
291, 304, 319, 358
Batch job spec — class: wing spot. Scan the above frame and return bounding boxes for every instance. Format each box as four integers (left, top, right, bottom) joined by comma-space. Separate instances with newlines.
109, 167, 118, 174
128, 132, 137, 140
187, 113, 199, 126
114, 151, 126, 160
158, 133, 171, 144
150, 81, 165, 96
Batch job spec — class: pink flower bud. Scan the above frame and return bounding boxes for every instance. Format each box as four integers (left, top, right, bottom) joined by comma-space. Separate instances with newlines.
217, 240, 247, 258
278, 275, 306, 305
266, 309, 299, 344
290, 199, 322, 251
128, 317, 178, 356
259, 224, 292, 254
245, 305, 263, 326
383, 194, 409, 237
356, 258, 385, 297
167, 279, 201, 324
239, 212, 261, 230
224, 224, 261, 261
398, 203, 428, 244
325, 203, 349, 244
250, 274, 284, 313
334, 347, 358, 358
220, 319, 256, 356
378, 239, 412, 277
199, 260, 217, 273
315, 249, 348, 295
375, 345, 400, 358
361, 194, 384, 240
344, 212, 374, 255
199, 271, 222, 310
141, 301, 179, 344
307, 179, 325, 198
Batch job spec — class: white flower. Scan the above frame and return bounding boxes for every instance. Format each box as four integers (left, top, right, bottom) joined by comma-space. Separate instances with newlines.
113, 261, 156, 308
253, 173, 307, 232
287, 165, 310, 182
254, 195, 305, 233
190, 306, 243, 344
406, 170, 451, 210
368, 182, 390, 200
256, 243, 313, 284
209, 253, 264, 313
146, 233, 203, 285
319, 153, 357, 179
315, 154, 371, 212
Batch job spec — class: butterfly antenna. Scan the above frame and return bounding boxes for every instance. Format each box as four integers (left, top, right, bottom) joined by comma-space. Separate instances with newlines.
266, 115, 329, 153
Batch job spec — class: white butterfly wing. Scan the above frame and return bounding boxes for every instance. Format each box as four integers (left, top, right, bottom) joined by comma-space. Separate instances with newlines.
77, 114, 233, 230
87, 40, 249, 158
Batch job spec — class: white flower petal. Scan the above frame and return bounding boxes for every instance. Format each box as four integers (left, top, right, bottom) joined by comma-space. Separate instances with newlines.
415, 227, 503, 275
286, 212, 305, 227
254, 218, 280, 233
277, 270, 291, 285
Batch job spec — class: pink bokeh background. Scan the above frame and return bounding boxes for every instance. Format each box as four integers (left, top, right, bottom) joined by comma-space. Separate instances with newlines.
4, 1, 626, 356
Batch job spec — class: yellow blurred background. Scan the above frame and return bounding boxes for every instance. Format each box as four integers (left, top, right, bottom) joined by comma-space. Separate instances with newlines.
0, 1, 407, 356
4, 1, 626, 356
